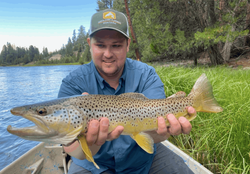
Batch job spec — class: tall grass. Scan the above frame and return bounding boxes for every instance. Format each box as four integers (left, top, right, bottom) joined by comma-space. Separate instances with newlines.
155, 66, 250, 174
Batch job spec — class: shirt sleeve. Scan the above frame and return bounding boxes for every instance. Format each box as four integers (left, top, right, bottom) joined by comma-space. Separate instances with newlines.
140, 67, 166, 100
58, 74, 86, 98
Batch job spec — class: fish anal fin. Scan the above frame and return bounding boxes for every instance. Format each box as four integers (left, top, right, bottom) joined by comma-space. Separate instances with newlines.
119, 93, 148, 100
77, 134, 100, 169
131, 132, 154, 154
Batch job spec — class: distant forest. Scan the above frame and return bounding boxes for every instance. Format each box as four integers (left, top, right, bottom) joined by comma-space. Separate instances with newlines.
0, 25, 91, 66
1, 0, 250, 66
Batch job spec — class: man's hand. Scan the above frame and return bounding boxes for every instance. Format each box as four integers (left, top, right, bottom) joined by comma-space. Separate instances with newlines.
146, 106, 195, 143
63, 117, 124, 159
86, 118, 124, 146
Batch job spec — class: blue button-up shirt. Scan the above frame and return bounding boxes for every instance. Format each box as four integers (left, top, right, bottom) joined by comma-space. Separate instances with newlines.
58, 58, 166, 174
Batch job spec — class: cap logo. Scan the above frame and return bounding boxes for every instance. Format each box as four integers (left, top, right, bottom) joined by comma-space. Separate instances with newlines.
103, 11, 116, 19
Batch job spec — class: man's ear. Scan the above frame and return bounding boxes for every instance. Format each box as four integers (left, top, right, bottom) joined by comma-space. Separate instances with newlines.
127, 38, 131, 52
87, 38, 91, 46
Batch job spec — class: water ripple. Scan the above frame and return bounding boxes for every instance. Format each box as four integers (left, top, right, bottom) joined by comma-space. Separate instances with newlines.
0, 65, 80, 170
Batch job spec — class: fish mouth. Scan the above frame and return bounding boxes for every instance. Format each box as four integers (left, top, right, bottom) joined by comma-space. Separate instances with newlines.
7, 125, 50, 138
7, 108, 54, 139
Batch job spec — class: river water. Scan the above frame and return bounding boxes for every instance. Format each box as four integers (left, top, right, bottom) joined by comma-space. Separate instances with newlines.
0, 65, 80, 170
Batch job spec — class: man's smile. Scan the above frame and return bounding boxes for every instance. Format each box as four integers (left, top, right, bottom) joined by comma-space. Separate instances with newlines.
103, 60, 115, 64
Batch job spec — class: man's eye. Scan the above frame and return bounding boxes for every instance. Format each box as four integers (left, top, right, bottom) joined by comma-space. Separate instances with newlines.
113, 45, 121, 48
97, 44, 104, 48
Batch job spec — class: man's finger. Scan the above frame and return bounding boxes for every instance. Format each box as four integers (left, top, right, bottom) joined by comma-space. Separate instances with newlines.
107, 126, 124, 140
95, 118, 109, 146
187, 106, 196, 115
86, 120, 99, 146
179, 116, 192, 134
156, 116, 167, 136
167, 114, 182, 135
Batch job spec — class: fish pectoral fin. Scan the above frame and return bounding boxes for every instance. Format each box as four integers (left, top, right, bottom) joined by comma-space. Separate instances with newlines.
131, 132, 154, 154
77, 134, 100, 169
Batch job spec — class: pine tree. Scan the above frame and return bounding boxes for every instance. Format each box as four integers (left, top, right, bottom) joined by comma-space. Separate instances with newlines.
0, 45, 8, 64
72, 29, 78, 51
66, 37, 73, 56
43, 47, 49, 58
28, 45, 36, 62
96, 0, 113, 11
76, 25, 86, 52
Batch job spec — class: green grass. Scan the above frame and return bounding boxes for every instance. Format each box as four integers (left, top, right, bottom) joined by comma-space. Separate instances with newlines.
155, 66, 250, 174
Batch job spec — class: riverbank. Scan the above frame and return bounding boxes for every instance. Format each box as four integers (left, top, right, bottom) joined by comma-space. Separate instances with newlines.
2, 51, 250, 69
24, 62, 82, 66
2, 62, 82, 67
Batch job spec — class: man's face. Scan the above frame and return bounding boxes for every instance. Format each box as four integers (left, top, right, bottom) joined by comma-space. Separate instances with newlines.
87, 30, 131, 79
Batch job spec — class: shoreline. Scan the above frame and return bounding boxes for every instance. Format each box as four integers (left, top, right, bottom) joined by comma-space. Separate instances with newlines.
0, 62, 83, 67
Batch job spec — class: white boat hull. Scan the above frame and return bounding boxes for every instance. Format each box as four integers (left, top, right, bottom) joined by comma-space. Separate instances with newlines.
0, 140, 212, 174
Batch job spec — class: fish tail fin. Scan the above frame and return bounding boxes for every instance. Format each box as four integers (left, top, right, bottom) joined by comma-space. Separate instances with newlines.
189, 74, 223, 113
78, 135, 100, 169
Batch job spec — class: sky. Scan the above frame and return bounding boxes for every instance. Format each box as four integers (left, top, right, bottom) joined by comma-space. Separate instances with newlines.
0, 0, 97, 53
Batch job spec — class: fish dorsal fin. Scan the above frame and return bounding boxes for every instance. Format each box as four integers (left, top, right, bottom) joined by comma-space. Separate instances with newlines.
130, 132, 154, 154
77, 134, 100, 169
167, 91, 186, 99
119, 93, 149, 100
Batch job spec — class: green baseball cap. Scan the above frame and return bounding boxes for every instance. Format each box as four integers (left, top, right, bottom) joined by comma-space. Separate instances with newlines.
89, 9, 129, 38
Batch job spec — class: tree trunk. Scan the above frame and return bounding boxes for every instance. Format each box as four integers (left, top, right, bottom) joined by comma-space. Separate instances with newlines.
245, 2, 250, 46
218, 0, 225, 51
219, 0, 225, 22
191, 47, 198, 66
124, 0, 141, 61
208, 45, 224, 65
206, 0, 224, 65
222, 25, 236, 61
222, 1, 241, 61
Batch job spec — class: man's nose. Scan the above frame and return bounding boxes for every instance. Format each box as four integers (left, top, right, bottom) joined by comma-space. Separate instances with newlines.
104, 47, 113, 58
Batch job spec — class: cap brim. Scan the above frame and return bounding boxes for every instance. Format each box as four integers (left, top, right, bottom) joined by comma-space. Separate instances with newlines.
90, 27, 130, 38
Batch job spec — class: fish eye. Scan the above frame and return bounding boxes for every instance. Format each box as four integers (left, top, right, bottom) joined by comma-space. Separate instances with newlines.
37, 108, 47, 115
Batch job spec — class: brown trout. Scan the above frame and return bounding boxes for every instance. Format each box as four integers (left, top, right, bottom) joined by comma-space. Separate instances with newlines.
7, 73, 223, 169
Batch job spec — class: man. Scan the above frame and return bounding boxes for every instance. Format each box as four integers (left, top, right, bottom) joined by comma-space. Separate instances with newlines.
58, 9, 194, 174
